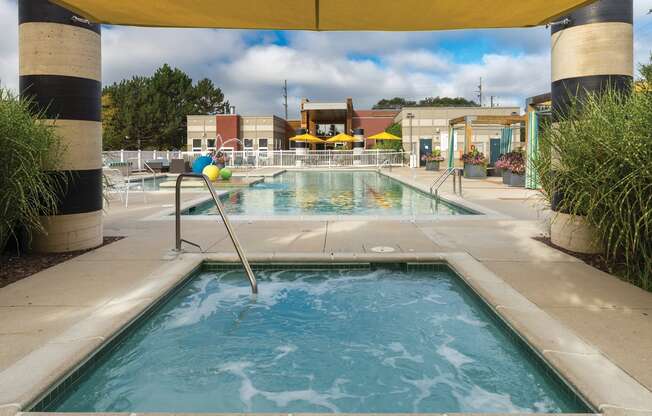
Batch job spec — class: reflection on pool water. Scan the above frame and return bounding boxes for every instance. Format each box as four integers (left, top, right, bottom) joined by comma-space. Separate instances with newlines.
44, 265, 588, 414
185, 171, 475, 216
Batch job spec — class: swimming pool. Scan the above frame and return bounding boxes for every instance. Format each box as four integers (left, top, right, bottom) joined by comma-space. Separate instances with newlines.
38, 264, 588, 413
184, 171, 475, 217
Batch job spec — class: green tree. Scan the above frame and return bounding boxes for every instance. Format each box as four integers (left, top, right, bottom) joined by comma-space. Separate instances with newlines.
192, 78, 230, 115
385, 122, 402, 138
418, 96, 479, 107
102, 64, 230, 150
372, 97, 416, 109
373, 96, 478, 110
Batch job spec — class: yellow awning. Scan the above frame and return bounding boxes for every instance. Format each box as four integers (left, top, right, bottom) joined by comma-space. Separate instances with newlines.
325, 133, 356, 143
367, 132, 401, 141
52, 0, 595, 30
290, 133, 324, 143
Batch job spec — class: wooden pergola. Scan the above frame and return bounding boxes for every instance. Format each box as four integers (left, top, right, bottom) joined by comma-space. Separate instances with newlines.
449, 115, 526, 154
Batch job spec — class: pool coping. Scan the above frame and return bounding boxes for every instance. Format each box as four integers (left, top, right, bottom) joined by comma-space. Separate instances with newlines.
142, 169, 508, 222
1, 253, 651, 416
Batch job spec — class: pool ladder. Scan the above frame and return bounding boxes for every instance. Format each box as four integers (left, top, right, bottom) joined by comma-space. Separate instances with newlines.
430, 168, 463, 201
378, 159, 393, 172
174, 173, 258, 294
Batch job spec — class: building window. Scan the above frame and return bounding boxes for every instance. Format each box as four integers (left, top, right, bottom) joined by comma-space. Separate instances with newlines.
258, 139, 268, 149
206, 138, 216, 150
192, 139, 202, 152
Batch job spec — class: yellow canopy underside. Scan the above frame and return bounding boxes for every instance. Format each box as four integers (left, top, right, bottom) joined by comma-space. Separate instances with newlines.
290, 134, 324, 143
52, 0, 595, 30
367, 132, 401, 141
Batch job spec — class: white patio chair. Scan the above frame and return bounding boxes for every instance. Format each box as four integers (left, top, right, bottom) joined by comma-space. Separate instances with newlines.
103, 167, 146, 208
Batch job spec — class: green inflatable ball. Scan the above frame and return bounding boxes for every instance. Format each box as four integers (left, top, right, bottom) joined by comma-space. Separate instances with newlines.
220, 168, 232, 181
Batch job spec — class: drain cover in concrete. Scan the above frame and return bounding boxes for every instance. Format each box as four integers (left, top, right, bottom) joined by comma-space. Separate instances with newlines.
370, 246, 396, 253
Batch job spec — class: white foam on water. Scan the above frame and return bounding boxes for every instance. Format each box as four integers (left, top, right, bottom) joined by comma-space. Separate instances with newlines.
455, 385, 528, 413
436, 344, 474, 369
382, 342, 424, 368
261, 388, 340, 412
456, 314, 487, 327
217, 361, 258, 411
166, 268, 391, 329
400, 375, 442, 412
532, 397, 560, 413
273, 344, 297, 361
217, 361, 353, 412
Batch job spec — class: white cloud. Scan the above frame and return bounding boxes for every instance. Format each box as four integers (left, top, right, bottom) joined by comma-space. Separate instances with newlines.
0, 0, 18, 91
385, 49, 451, 72
102, 26, 246, 85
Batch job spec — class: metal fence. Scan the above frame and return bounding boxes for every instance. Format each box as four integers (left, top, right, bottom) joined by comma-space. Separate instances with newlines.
103, 149, 407, 171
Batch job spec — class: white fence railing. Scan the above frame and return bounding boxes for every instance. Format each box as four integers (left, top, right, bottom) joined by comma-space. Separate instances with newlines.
103, 150, 407, 171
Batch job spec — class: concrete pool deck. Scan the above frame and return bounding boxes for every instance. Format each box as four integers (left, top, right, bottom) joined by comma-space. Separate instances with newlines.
0, 167, 651, 415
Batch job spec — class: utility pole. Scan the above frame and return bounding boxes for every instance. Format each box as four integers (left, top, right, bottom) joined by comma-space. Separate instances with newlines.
476, 78, 483, 107
283, 80, 288, 120
490, 96, 494, 108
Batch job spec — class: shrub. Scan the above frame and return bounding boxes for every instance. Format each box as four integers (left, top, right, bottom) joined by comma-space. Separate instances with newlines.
374, 140, 402, 151
534, 82, 652, 290
0, 89, 66, 253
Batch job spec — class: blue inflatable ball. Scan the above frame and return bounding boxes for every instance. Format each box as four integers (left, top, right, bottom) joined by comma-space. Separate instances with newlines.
192, 156, 213, 174
220, 168, 232, 181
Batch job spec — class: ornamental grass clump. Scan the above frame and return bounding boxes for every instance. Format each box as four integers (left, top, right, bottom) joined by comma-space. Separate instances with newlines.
0, 89, 66, 253
534, 82, 652, 290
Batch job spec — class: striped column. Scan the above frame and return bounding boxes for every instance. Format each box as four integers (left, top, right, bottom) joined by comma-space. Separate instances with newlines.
551, 0, 633, 120
353, 128, 365, 154
19, 0, 103, 252
294, 128, 307, 155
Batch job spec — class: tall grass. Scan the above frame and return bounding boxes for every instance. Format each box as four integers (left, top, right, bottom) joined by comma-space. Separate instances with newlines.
0, 89, 66, 253
535, 84, 652, 290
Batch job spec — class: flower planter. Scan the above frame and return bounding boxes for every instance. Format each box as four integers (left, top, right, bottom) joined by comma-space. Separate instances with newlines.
502, 170, 511, 185
509, 173, 525, 187
464, 163, 487, 179
425, 161, 440, 171
550, 212, 602, 254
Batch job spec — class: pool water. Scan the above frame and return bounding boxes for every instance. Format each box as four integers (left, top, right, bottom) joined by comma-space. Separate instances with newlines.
127, 176, 175, 191
44, 265, 587, 413
185, 171, 474, 216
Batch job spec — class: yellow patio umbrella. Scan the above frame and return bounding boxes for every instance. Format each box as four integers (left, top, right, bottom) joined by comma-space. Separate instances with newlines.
367, 132, 402, 141
52, 1, 595, 30
290, 133, 324, 144
325, 133, 356, 143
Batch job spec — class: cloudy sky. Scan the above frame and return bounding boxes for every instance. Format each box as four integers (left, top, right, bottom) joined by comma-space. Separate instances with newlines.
1, 1, 651, 118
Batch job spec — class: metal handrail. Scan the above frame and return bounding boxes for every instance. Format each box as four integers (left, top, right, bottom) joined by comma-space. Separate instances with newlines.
378, 159, 393, 172
429, 168, 454, 194
143, 161, 158, 190
175, 173, 258, 294
430, 168, 463, 200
